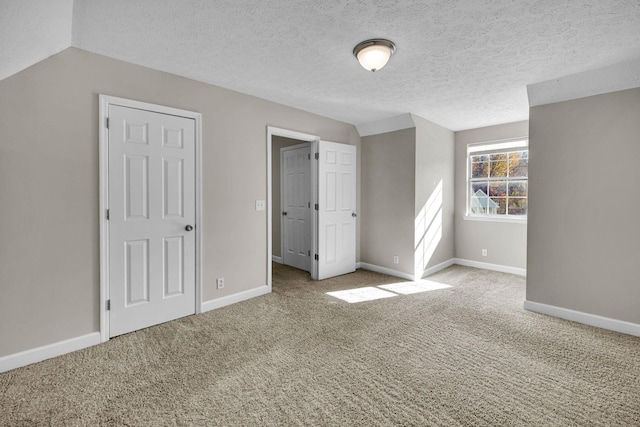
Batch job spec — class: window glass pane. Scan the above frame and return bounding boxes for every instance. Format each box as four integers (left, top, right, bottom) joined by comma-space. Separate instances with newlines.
490, 153, 507, 161
508, 154, 528, 178
508, 198, 528, 215
508, 181, 527, 197
470, 183, 489, 214
471, 160, 488, 178
491, 197, 506, 215
488, 181, 506, 197
471, 182, 488, 195
471, 154, 488, 162
508, 151, 527, 161
489, 159, 507, 177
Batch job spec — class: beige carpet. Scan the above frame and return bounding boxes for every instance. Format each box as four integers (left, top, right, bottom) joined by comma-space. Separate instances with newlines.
1, 264, 639, 426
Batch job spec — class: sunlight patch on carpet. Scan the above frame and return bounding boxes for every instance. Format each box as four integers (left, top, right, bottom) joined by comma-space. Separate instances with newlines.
326, 287, 398, 303
378, 280, 452, 295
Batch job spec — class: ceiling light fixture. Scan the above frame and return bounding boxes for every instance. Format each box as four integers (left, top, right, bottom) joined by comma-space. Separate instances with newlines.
353, 39, 396, 72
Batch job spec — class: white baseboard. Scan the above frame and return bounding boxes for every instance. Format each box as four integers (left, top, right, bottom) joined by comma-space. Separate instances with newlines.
0, 332, 101, 373
272, 256, 282, 264
359, 259, 456, 281
524, 300, 640, 337
201, 285, 271, 313
421, 259, 456, 278
454, 258, 526, 276
2, 285, 273, 373
358, 262, 415, 281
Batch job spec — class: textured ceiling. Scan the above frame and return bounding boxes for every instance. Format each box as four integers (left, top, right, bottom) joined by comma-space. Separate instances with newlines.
0, 0, 73, 81
2, 1, 640, 131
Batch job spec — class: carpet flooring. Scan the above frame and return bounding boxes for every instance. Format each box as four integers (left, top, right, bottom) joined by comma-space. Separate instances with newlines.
1, 264, 639, 426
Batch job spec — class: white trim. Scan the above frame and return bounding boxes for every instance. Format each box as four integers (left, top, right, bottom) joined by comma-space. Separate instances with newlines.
272, 255, 283, 264
467, 137, 528, 154
421, 258, 456, 278
310, 140, 319, 280
454, 258, 526, 276
356, 113, 415, 137
266, 126, 319, 288
359, 259, 456, 281
463, 215, 527, 224
99, 95, 203, 342
0, 333, 101, 373
358, 262, 415, 281
201, 285, 271, 313
98, 97, 109, 342
524, 300, 640, 337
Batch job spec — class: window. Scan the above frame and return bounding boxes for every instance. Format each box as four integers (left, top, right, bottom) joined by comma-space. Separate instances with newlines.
467, 139, 528, 219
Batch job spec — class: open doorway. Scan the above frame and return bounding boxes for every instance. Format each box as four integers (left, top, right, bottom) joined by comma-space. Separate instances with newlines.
266, 127, 357, 288
267, 127, 318, 288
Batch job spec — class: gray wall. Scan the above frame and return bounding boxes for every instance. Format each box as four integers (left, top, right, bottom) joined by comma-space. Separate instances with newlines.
360, 118, 455, 278
271, 136, 307, 259
527, 88, 640, 324
454, 121, 528, 269
414, 115, 455, 275
0, 47, 360, 357
360, 128, 416, 275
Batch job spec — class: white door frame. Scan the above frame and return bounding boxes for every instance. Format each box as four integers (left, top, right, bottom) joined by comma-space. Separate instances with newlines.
267, 127, 319, 285
99, 95, 203, 343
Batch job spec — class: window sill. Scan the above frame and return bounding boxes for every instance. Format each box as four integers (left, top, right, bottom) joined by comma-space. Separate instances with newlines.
464, 215, 527, 224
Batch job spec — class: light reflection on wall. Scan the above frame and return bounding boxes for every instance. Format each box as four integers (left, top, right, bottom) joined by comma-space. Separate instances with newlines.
415, 180, 443, 279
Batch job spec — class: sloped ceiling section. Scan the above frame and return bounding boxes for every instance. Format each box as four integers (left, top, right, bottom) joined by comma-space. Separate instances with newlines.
2, 1, 640, 130
0, 0, 74, 82
527, 57, 640, 107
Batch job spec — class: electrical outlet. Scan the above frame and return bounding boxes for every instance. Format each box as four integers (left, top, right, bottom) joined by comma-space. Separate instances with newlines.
255, 200, 265, 211
393, 255, 399, 264
216, 277, 225, 289
482, 249, 488, 257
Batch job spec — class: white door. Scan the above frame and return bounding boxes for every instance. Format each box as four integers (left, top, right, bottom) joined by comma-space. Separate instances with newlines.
316, 141, 357, 280
281, 144, 311, 272
108, 105, 196, 337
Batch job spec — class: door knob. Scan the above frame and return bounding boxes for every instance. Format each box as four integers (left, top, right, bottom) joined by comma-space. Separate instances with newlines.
282, 212, 288, 216
185, 225, 194, 231
352, 212, 357, 218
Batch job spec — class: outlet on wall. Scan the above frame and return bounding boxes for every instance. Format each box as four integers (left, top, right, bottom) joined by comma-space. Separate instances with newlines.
393, 255, 399, 264
481, 249, 488, 257
216, 277, 225, 289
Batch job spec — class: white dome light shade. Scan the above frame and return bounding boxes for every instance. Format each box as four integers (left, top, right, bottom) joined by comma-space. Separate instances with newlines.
353, 39, 396, 72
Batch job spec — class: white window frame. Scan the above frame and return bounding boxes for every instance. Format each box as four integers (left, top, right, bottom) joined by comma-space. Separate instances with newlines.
465, 138, 528, 223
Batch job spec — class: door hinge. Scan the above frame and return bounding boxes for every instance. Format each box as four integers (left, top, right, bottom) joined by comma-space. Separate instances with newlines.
314, 203, 319, 210
314, 254, 319, 261
106, 117, 110, 129
308, 202, 310, 208
106, 209, 110, 220
308, 250, 311, 256
314, 153, 319, 160
308, 153, 310, 160
106, 299, 111, 311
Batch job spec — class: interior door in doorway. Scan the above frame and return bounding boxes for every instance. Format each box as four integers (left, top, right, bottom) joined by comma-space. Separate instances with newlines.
316, 141, 357, 280
281, 144, 311, 272
108, 105, 196, 337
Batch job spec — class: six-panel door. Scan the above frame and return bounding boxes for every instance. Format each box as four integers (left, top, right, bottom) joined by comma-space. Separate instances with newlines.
282, 144, 312, 272
108, 105, 196, 337
317, 140, 357, 280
